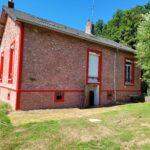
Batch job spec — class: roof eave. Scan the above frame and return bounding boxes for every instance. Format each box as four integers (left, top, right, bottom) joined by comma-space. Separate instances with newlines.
16, 18, 135, 54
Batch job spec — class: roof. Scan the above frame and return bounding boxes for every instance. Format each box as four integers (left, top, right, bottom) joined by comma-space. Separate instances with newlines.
1, 6, 135, 53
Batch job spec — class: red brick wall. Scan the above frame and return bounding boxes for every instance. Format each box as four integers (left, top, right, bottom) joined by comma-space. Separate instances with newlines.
20, 24, 141, 110
0, 17, 20, 109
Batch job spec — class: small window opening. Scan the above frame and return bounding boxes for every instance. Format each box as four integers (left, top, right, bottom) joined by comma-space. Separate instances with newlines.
8, 41, 15, 84
55, 92, 64, 102
8, 92, 11, 101
107, 92, 113, 101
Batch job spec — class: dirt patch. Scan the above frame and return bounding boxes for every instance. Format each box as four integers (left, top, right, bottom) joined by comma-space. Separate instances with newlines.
115, 117, 138, 125
62, 125, 114, 142
122, 134, 150, 150
141, 123, 150, 128
8, 107, 120, 126
20, 139, 50, 150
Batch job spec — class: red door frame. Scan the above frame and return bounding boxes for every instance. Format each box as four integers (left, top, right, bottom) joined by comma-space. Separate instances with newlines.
86, 49, 102, 105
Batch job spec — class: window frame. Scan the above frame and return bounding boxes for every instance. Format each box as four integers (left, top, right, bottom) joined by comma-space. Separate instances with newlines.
124, 58, 135, 86
0, 51, 4, 83
54, 92, 65, 103
8, 40, 15, 84
86, 49, 102, 85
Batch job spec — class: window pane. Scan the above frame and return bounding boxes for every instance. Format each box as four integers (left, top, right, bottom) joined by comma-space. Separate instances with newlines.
88, 52, 99, 83
88, 53, 98, 77
125, 63, 132, 83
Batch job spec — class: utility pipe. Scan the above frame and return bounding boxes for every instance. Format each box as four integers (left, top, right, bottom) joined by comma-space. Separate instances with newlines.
114, 49, 118, 102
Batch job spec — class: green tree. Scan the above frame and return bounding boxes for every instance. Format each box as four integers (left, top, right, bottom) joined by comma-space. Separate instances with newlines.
136, 13, 150, 84
145, 0, 150, 10
102, 9, 123, 43
94, 1, 150, 49
94, 19, 104, 37
119, 6, 147, 48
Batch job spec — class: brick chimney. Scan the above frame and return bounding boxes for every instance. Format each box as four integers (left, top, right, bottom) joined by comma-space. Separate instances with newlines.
85, 20, 94, 35
8, 0, 14, 8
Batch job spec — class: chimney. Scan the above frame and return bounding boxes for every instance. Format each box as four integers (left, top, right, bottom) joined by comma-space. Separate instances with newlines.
85, 20, 94, 35
8, 0, 14, 8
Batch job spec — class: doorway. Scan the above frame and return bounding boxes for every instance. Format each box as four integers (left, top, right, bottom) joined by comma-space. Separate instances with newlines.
88, 85, 99, 107
89, 91, 94, 106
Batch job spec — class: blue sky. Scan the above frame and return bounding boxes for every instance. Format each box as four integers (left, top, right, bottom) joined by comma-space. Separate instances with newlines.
0, 0, 149, 31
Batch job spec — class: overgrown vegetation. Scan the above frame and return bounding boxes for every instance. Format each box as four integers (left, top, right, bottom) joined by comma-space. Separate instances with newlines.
136, 13, 150, 91
94, 1, 150, 49
0, 102, 150, 150
0, 102, 12, 141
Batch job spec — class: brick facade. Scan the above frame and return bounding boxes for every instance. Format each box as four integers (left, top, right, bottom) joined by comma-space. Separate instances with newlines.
0, 17, 141, 110
0, 16, 20, 109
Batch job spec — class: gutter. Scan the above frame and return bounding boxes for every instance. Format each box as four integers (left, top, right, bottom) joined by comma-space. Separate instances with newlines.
113, 49, 118, 102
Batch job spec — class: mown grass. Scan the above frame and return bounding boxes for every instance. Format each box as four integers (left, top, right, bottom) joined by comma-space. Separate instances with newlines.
0, 102, 150, 150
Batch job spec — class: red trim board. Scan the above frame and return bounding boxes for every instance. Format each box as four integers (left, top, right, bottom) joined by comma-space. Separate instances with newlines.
15, 23, 24, 111
0, 85, 141, 93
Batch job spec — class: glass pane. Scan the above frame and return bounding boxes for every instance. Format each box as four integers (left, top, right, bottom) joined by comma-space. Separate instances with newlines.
88, 54, 99, 78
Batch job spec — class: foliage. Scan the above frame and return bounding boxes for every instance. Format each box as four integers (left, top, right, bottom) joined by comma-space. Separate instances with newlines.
0, 102, 12, 140
94, 1, 150, 49
94, 19, 104, 36
136, 13, 150, 86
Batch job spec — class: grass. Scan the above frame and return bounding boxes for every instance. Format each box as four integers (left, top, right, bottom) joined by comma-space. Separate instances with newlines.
0, 102, 150, 150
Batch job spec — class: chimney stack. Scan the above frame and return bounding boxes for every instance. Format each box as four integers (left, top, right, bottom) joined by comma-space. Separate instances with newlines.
85, 20, 94, 35
8, 0, 14, 9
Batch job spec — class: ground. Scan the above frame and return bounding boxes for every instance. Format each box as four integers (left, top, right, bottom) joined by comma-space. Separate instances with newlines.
0, 102, 150, 150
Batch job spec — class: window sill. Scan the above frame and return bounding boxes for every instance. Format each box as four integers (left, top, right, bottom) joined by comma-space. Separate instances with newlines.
125, 82, 134, 86
87, 82, 100, 85
8, 79, 13, 84
54, 100, 64, 103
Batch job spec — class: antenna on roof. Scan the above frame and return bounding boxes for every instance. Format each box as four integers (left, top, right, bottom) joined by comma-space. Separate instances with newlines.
91, 0, 95, 22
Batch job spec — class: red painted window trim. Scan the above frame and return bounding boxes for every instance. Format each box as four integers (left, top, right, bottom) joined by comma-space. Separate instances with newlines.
86, 49, 102, 105
86, 49, 102, 85
0, 51, 4, 82
8, 40, 15, 84
54, 92, 65, 103
124, 57, 135, 86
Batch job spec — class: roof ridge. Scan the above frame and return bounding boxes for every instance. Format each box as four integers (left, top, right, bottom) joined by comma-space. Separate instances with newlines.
2, 6, 135, 53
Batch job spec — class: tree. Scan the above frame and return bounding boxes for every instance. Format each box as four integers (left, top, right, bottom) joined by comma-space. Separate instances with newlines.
94, 19, 104, 37
102, 9, 123, 43
119, 6, 147, 48
145, 0, 150, 10
136, 13, 150, 85
94, 1, 150, 48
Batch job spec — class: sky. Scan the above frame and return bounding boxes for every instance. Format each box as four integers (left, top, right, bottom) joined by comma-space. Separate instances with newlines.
0, 0, 149, 31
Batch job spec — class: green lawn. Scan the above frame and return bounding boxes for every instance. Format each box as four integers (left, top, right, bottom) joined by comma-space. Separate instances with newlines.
0, 102, 150, 150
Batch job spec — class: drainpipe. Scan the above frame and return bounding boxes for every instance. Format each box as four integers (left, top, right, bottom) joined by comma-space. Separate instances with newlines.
113, 49, 118, 102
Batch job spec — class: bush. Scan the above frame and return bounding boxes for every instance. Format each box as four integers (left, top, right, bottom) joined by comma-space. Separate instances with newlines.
0, 102, 12, 114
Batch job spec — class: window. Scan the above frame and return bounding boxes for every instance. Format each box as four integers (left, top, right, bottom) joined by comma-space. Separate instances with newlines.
7, 92, 11, 101
125, 58, 134, 85
54, 92, 64, 102
88, 51, 101, 83
8, 41, 15, 83
0, 51, 4, 82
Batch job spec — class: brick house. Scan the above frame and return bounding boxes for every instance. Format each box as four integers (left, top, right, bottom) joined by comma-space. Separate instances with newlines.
0, 2, 141, 110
